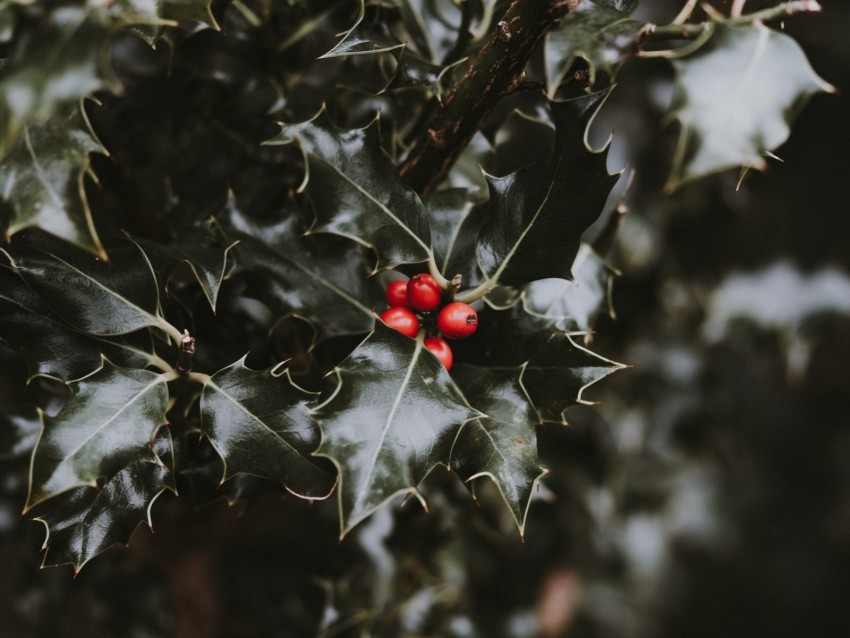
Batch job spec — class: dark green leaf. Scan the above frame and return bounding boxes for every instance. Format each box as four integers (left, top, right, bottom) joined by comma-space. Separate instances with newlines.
265, 109, 433, 270
450, 365, 545, 534
315, 322, 480, 535
3, 236, 181, 341
222, 197, 383, 340
667, 23, 833, 188
200, 357, 335, 499
26, 359, 170, 510
453, 305, 624, 423
0, 103, 106, 256
35, 430, 176, 571
476, 91, 618, 287
521, 243, 618, 336
545, 0, 643, 94
0, 409, 40, 460
110, 0, 219, 29
0, 6, 117, 158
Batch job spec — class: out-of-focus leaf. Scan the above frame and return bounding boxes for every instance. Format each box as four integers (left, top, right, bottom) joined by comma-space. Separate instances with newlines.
320, 4, 404, 58
109, 0, 219, 29
315, 322, 480, 535
222, 197, 382, 340
450, 365, 545, 534
476, 90, 618, 288
2, 237, 179, 341
667, 22, 833, 189
0, 103, 106, 256
424, 188, 486, 288
522, 243, 618, 336
200, 357, 335, 500
545, 0, 643, 95
35, 429, 176, 571
0, 408, 40, 460
26, 359, 169, 510
265, 109, 433, 270
453, 305, 625, 423
0, 6, 117, 158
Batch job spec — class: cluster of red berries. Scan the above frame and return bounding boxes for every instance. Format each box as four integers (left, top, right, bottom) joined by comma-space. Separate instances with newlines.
380, 274, 478, 371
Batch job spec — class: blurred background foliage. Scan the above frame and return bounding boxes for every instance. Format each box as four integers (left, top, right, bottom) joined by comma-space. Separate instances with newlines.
1, 0, 849, 636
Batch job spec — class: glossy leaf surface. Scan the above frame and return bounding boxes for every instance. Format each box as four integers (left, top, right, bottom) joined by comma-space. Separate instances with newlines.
266, 110, 433, 269
668, 23, 833, 188
425, 188, 486, 288
27, 359, 169, 509
35, 430, 176, 571
315, 322, 480, 535
450, 365, 545, 533
476, 91, 618, 287
200, 357, 335, 499
0, 103, 105, 256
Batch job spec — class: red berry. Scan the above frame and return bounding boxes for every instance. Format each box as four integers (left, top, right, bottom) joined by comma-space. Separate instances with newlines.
380, 307, 419, 338
424, 337, 453, 371
437, 302, 478, 339
407, 273, 443, 312
385, 280, 410, 308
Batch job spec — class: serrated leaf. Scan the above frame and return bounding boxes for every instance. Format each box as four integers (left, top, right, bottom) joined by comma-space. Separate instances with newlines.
315, 322, 480, 535
545, 0, 643, 95
108, 0, 219, 29
0, 103, 106, 256
667, 22, 833, 188
476, 91, 618, 288
222, 196, 383, 340
3, 236, 179, 340
453, 305, 625, 423
265, 109, 433, 270
450, 365, 545, 534
35, 430, 176, 571
26, 359, 169, 510
200, 357, 335, 499
521, 243, 618, 336
0, 6, 117, 158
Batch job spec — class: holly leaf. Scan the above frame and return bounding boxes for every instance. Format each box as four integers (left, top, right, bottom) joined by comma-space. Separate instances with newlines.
26, 359, 170, 510
453, 305, 625, 424
476, 90, 618, 288
667, 22, 834, 189
0, 103, 107, 257
315, 322, 481, 536
450, 365, 546, 534
200, 357, 335, 500
265, 109, 433, 270
0, 6, 117, 158
545, 0, 643, 95
521, 243, 619, 337
222, 196, 383, 340
34, 430, 176, 572
107, 0, 219, 29
2, 236, 179, 341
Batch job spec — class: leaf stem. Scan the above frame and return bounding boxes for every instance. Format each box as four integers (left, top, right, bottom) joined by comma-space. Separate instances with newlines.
645, 0, 822, 42
427, 254, 450, 288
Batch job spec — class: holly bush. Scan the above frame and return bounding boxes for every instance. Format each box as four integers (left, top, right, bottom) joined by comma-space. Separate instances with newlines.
0, 0, 841, 635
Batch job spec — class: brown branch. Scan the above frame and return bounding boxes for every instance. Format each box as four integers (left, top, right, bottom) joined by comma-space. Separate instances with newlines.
399, 0, 578, 196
